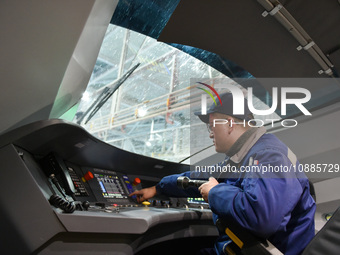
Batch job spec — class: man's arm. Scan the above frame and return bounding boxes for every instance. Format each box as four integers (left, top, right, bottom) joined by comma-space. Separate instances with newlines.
129, 171, 204, 203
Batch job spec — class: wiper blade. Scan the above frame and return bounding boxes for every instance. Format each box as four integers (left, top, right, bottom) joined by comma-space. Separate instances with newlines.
77, 63, 140, 125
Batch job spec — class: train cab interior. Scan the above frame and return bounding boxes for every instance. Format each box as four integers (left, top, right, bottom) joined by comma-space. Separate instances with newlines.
1, 0, 340, 254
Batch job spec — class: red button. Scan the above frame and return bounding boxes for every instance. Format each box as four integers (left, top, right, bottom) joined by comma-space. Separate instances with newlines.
133, 178, 141, 186
84, 171, 94, 181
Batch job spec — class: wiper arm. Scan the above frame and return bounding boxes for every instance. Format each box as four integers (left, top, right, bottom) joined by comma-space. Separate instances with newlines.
77, 63, 140, 125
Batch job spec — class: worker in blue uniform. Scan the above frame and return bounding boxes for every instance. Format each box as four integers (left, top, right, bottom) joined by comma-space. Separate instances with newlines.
130, 93, 316, 255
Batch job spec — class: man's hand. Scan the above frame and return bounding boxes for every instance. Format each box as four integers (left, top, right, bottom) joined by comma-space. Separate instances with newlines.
198, 177, 219, 202
129, 186, 157, 203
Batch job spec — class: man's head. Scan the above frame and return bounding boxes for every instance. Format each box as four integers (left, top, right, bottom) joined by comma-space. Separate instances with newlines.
195, 92, 254, 153
196, 92, 253, 124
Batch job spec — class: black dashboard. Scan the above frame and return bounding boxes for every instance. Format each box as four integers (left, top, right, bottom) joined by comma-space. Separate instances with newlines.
0, 120, 217, 254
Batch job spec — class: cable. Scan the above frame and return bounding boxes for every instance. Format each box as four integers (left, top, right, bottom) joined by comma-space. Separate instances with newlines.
49, 194, 76, 213
48, 174, 76, 213
49, 174, 67, 198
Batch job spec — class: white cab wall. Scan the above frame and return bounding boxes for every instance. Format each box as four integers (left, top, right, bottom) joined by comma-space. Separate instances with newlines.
0, 0, 118, 134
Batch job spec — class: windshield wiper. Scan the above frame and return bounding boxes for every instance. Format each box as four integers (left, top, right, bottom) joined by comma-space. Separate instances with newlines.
77, 63, 140, 125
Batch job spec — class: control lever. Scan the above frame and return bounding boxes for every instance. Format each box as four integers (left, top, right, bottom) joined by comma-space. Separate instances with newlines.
177, 176, 207, 189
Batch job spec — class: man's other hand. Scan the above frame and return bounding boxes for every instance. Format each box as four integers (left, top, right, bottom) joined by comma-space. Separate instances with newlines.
198, 177, 219, 202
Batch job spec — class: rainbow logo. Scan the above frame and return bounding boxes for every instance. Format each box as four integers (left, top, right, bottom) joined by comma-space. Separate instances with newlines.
196, 82, 222, 106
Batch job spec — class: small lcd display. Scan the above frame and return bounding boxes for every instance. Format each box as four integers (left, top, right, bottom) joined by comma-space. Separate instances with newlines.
95, 173, 127, 199
89, 168, 133, 204
187, 197, 208, 205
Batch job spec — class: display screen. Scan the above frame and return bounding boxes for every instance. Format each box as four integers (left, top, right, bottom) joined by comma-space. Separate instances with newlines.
89, 168, 133, 204
187, 197, 208, 205
95, 173, 127, 199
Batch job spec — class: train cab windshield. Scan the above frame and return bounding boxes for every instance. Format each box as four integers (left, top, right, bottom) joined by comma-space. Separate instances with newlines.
69, 23, 284, 163
66, 21, 340, 165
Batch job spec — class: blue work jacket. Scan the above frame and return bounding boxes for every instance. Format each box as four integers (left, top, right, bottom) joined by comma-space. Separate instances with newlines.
156, 128, 316, 255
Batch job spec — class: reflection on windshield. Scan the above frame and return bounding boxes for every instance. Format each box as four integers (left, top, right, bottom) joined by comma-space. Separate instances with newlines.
72, 24, 278, 163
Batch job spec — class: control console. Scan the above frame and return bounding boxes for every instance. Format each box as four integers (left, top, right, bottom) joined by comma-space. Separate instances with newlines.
0, 120, 217, 255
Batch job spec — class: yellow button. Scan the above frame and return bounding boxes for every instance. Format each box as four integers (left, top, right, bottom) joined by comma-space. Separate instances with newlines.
142, 201, 151, 206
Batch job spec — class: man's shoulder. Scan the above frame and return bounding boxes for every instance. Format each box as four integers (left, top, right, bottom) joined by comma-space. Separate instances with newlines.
252, 133, 288, 153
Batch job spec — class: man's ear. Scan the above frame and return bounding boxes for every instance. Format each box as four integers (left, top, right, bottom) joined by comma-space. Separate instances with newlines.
226, 117, 234, 134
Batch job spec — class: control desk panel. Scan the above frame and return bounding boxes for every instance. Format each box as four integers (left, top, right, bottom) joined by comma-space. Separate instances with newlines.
41, 156, 145, 212
69, 165, 136, 205
39, 152, 197, 213
39, 152, 208, 212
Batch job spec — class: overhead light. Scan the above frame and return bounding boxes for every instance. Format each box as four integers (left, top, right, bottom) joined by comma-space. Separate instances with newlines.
137, 107, 148, 117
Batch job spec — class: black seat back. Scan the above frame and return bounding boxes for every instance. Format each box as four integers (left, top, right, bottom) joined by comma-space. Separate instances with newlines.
309, 180, 316, 202
302, 207, 340, 255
